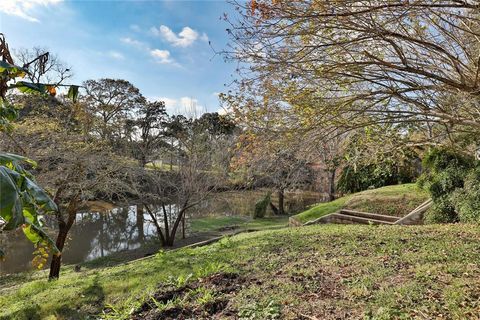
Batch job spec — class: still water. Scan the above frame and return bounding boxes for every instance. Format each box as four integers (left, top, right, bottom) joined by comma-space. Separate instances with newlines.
0, 190, 327, 275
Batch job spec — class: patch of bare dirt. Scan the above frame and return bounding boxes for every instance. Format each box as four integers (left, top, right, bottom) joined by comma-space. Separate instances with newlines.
130, 273, 244, 320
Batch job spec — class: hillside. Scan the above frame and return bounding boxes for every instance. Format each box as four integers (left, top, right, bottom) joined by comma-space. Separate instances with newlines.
292, 184, 429, 224
1, 223, 479, 319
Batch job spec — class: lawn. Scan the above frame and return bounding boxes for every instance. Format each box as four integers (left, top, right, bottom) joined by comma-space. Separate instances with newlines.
1, 223, 479, 319
293, 183, 429, 224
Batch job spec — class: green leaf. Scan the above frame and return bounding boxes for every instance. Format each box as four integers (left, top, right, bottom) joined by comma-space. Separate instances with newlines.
0, 166, 24, 229
67, 85, 79, 103
9, 81, 48, 95
0, 61, 28, 78
23, 176, 58, 212
22, 224, 43, 243
0, 152, 37, 167
23, 224, 60, 256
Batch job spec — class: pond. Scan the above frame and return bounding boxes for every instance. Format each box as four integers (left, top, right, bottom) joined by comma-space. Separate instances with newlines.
0, 189, 328, 275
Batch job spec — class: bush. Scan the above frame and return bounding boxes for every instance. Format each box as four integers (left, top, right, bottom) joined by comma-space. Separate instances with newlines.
452, 167, 480, 223
253, 192, 271, 219
418, 147, 477, 223
424, 196, 458, 223
338, 160, 417, 194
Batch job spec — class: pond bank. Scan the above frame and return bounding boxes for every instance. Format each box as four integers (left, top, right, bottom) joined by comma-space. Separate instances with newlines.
0, 216, 289, 281
1, 187, 314, 275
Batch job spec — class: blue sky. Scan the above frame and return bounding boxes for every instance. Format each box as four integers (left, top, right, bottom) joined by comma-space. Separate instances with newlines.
0, 0, 238, 115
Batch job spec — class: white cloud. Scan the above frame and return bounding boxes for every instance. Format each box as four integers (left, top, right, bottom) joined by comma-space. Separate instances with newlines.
150, 49, 174, 64
121, 37, 179, 66
151, 25, 203, 48
150, 96, 205, 117
0, 0, 63, 22
120, 37, 149, 50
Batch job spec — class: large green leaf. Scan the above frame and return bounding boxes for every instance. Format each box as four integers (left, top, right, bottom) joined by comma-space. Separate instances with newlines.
23, 224, 60, 256
23, 175, 57, 212
0, 163, 59, 258
0, 166, 24, 230
9, 81, 48, 95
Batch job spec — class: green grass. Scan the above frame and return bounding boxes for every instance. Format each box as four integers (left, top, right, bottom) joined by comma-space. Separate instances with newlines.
190, 216, 288, 233
293, 183, 429, 224
1, 224, 479, 319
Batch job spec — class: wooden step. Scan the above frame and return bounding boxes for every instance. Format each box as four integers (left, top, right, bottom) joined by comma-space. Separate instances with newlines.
327, 213, 394, 225
339, 209, 400, 223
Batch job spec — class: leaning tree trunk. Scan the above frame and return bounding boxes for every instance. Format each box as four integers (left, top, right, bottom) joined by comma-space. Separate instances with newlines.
144, 204, 167, 246
165, 206, 188, 247
49, 201, 77, 280
278, 189, 285, 215
328, 169, 336, 201
269, 202, 279, 215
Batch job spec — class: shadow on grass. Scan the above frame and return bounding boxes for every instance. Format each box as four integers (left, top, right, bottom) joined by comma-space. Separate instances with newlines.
1, 304, 41, 320
52, 276, 106, 320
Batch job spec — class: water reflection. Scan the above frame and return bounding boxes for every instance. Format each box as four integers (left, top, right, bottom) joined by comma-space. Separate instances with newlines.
0, 190, 327, 275
0, 205, 159, 275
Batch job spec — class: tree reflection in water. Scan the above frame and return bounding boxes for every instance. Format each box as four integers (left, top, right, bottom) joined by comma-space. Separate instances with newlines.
0, 189, 327, 275
0, 205, 158, 275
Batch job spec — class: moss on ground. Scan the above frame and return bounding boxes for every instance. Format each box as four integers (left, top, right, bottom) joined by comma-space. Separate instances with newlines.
294, 184, 429, 224
1, 223, 479, 319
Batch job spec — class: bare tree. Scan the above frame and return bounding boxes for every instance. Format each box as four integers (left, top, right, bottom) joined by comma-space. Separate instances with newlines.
129, 153, 219, 247
225, 0, 480, 138
232, 124, 314, 215
128, 114, 233, 247
14, 47, 72, 85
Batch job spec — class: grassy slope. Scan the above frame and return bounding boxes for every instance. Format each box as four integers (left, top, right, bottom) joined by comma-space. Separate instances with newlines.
294, 184, 429, 224
1, 224, 479, 319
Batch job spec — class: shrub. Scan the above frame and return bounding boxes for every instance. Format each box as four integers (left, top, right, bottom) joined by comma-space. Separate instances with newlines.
452, 167, 480, 223
418, 147, 477, 223
253, 192, 271, 219
338, 160, 417, 194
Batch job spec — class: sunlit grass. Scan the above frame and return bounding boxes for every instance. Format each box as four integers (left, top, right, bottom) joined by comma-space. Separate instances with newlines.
1, 224, 479, 319
293, 183, 429, 223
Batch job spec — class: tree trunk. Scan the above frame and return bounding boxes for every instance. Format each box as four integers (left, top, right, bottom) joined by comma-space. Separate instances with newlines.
182, 214, 186, 239
48, 224, 68, 280
49, 202, 77, 280
165, 207, 186, 247
328, 169, 336, 201
278, 189, 285, 215
144, 204, 166, 246
136, 204, 145, 243
269, 202, 279, 215
162, 204, 170, 245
